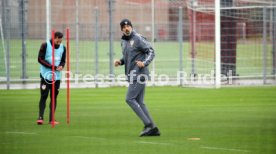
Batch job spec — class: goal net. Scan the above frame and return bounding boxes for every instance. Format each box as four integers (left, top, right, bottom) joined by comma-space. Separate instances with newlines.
186, 0, 276, 83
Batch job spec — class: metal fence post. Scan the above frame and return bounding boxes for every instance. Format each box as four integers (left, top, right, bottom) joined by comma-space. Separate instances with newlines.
191, 0, 197, 77
6, 8, 10, 90
108, 0, 114, 79
95, 7, 99, 88
46, 0, 51, 40
178, 7, 184, 86
151, 0, 155, 86
215, 0, 221, 88
272, 8, 276, 78
75, 0, 79, 74
21, 0, 27, 82
263, 7, 268, 84
1, 0, 6, 32
270, 4, 273, 42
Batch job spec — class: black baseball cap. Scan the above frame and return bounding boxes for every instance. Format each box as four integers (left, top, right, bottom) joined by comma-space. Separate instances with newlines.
120, 19, 132, 30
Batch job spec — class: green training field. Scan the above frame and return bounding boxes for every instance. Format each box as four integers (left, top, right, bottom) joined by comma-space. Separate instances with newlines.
0, 86, 276, 154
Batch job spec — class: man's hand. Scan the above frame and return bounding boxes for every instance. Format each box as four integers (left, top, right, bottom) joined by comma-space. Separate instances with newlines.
114, 60, 121, 67
136, 61, 145, 68
56, 66, 63, 71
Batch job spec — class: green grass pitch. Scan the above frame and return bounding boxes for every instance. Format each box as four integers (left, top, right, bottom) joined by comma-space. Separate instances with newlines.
1, 86, 276, 154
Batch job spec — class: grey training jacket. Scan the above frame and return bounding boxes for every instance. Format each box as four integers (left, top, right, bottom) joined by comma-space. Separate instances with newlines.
120, 30, 155, 82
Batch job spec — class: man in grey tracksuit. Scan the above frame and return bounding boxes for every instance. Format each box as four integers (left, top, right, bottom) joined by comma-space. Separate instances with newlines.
114, 19, 160, 137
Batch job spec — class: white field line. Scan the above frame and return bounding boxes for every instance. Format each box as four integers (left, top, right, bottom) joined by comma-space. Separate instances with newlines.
5, 131, 37, 135
201, 146, 250, 153
136, 141, 174, 146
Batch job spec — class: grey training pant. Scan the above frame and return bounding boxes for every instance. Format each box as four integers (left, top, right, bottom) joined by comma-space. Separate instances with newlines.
125, 82, 155, 127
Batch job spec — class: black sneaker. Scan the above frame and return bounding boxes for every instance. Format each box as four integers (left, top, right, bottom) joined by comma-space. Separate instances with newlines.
147, 127, 161, 136
140, 126, 161, 137
140, 124, 153, 136
140, 126, 152, 136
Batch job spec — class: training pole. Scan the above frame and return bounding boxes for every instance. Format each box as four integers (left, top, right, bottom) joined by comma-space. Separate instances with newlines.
51, 30, 56, 128
66, 28, 70, 125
